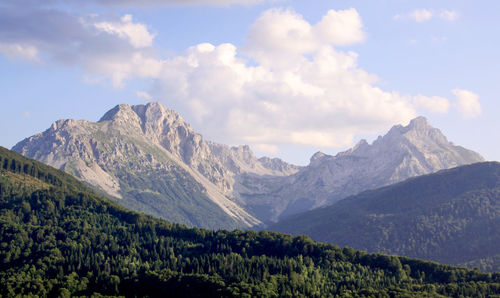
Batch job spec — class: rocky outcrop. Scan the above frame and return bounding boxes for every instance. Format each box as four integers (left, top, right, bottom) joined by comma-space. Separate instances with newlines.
208, 143, 300, 176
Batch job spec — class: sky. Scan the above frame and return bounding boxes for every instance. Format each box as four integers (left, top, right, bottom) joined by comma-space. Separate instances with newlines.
1, 0, 499, 165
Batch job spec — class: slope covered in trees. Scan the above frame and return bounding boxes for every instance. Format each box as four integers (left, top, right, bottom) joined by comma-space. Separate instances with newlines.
1, 146, 500, 297
270, 162, 500, 272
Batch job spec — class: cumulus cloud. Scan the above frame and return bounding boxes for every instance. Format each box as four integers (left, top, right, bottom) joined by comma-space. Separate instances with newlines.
0, 4, 161, 87
314, 8, 366, 46
394, 9, 459, 22
411, 9, 433, 22
0, 3, 470, 153
244, 8, 365, 68
452, 89, 481, 119
413, 95, 450, 113
94, 14, 155, 48
151, 9, 418, 150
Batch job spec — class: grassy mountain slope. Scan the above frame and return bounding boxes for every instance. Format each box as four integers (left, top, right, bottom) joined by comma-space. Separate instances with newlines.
270, 162, 500, 272
1, 146, 500, 296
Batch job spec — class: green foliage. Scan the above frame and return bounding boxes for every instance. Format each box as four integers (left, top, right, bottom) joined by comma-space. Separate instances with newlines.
115, 166, 241, 229
0, 146, 92, 193
270, 162, 500, 272
1, 147, 500, 297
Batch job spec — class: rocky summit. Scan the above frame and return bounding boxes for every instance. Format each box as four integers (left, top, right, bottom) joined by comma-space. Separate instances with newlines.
13, 103, 484, 227
12, 102, 297, 229
236, 116, 484, 223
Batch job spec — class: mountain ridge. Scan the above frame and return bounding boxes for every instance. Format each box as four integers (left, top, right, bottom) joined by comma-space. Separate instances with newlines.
13, 102, 300, 228
269, 161, 500, 272
13, 102, 484, 226
237, 116, 484, 223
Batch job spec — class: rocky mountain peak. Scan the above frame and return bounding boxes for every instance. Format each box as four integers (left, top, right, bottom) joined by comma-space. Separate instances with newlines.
98, 103, 192, 137
310, 151, 329, 165
99, 104, 136, 122
13, 102, 265, 228
49, 119, 80, 131
97, 103, 203, 165
241, 115, 485, 223
131, 102, 187, 129
407, 116, 430, 130
375, 116, 447, 147
341, 139, 370, 156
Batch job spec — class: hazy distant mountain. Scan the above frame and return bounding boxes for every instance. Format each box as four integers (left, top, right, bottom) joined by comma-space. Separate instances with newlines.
12, 103, 297, 229
239, 116, 484, 223
269, 162, 500, 272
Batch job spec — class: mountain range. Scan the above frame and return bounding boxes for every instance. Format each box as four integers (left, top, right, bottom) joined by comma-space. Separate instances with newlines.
13, 102, 484, 228
270, 162, 500, 272
237, 116, 484, 222
2, 146, 500, 297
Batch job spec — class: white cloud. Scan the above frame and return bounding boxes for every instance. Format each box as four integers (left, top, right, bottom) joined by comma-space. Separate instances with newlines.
411, 9, 433, 23
151, 9, 419, 150
314, 8, 366, 46
452, 89, 481, 119
413, 95, 450, 113
243, 8, 365, 69
136, 90, 153, 100
88, 52, 163, 88
1, 4, 463, 151
395, 9, 459, 22
0, 5, 161, 87
94, 14, 155, 48
0, 42, 39, 61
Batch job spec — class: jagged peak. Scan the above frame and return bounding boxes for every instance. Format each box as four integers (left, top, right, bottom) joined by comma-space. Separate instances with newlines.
98, 104, 135, 122
50, 119, 81, 130
335, 139, 370, 157
48, 119, 93, 131
132, 102, 177, 121
385, 116, 434, 137
408, 116, 430, 130
310, 151, 328, 164
136, 102, 183, 119
353, 139, 368, 149
98, 102, 190, 133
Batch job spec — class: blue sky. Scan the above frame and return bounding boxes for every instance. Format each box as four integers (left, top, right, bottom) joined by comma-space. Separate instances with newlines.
1, 0, 498, 165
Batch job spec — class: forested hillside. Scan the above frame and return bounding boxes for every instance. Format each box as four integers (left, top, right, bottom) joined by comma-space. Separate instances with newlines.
270, 162, 500, 272
1, 146, 500, 297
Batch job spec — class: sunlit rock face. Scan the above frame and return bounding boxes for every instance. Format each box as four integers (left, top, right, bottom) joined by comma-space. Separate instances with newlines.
237, 116, 484, 223
13, 103, 483, 226
12, 102, 298, 228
